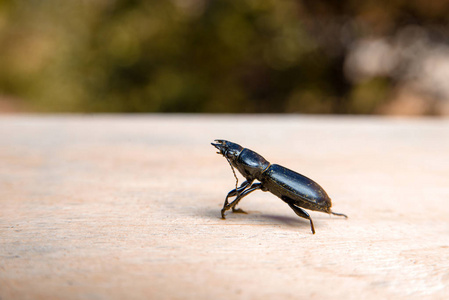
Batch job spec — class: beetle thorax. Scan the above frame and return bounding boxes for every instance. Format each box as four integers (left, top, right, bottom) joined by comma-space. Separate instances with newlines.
235, 148, 270, 181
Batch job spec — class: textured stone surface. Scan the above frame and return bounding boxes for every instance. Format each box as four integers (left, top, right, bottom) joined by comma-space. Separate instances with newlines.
1, 115, 449, 299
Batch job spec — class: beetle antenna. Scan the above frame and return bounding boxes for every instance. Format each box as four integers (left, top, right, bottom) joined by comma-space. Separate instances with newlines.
225, 157, 239, 191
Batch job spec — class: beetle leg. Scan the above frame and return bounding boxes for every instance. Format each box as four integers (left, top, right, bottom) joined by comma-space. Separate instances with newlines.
229, 183, 263, 212
225, 180, 251, 202
230, 181, 254, 214
222, 180, 251, 216
221, 183, 262, 219
286, 202, 316, 234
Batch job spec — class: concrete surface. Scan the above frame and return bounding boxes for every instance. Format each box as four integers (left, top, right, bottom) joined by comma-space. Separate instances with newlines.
1, 115, 449, 299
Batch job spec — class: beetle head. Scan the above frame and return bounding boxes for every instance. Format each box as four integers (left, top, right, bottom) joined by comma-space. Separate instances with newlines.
211, 139, 243, 163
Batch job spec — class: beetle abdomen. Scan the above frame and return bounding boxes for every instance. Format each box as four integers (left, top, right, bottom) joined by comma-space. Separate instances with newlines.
262, 164, 331, 212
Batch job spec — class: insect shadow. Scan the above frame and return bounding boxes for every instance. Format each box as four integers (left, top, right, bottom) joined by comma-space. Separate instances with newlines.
202, 207, 309, 229
259, 213, 309, 228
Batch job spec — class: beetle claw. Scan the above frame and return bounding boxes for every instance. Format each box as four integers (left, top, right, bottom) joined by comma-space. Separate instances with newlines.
221, 209, 227, 219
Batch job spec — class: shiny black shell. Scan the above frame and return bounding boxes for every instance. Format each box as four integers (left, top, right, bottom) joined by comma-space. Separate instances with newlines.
261, 164, 332, 213
235, 148, 270, 180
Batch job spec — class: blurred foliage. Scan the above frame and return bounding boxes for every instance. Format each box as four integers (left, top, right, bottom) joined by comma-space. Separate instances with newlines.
0, 0, 449, 113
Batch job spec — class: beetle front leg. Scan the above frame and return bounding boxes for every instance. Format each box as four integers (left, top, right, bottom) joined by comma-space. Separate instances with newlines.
225, 180, 251, 203
229, 180, 253, 214
221, 183, 262, 219
222, 180, 251, 217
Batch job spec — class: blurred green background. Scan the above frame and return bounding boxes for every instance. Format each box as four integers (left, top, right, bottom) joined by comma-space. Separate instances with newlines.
1, 0, 449, 114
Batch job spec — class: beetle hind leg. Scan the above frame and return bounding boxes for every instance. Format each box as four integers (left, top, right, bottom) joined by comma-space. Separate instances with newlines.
285, 202, 316, 234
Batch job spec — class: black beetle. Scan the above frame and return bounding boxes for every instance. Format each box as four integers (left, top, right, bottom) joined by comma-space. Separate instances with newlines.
212, 139, 347, 234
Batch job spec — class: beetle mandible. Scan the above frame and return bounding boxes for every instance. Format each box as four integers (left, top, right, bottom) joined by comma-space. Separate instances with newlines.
212, 139, 347, 234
